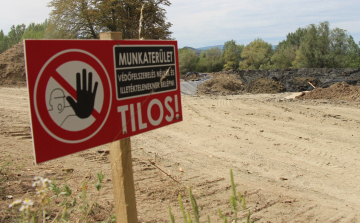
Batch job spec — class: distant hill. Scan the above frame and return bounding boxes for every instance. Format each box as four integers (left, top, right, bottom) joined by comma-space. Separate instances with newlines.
195, 44, 277, 51
183, 44, 277, 55
196, 45, 224, 51
183, 46, 203, 55
183, 45, 223, 56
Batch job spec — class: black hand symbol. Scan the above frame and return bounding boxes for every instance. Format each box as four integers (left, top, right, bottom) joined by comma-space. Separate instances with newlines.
66, 69, 98, 119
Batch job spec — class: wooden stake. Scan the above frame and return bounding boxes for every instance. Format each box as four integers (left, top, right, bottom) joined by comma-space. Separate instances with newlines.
109, 138, 138, 223
100, 32, 138, 223
308, 81, 316, 89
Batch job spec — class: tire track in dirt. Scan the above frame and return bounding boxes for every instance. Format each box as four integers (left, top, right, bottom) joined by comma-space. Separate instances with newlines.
2, 87, 360, 222
133, 94, 360, 222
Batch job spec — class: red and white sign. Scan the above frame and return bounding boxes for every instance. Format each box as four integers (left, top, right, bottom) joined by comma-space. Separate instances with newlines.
24, 40, 182, 164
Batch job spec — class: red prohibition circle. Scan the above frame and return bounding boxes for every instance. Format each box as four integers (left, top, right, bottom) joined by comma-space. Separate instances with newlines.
34, 49, 112, 143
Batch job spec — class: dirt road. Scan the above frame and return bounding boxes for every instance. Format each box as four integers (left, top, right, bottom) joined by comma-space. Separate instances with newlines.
1, 87, 360, 222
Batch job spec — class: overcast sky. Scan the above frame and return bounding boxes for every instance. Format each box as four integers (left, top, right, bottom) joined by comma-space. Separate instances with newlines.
1, 0, 359, 49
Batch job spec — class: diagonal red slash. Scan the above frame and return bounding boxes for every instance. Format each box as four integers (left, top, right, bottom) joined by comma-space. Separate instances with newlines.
52, 71, 100, 119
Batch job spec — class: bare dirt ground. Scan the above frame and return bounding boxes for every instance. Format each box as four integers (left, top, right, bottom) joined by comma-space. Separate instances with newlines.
1, 86, 360, 222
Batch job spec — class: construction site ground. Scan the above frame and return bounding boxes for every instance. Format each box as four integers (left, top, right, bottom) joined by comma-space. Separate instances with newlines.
1, 43, 360, 222
1, 86, 360, 222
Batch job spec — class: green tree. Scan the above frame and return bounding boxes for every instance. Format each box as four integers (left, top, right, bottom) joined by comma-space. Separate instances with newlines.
194, 47, 224, 73
223, 48, 238, 70
271, 28, 306, 68
327, 28, 360, 67
293, 22, 330, 68
280, 27, 306, 48
0, 24, 26, 53
293, 21, 359, 68
22, 21, 48, 40
196, 50, 208, 72
7, 24, 26, 46
178, 48, 198, 74
0, 21, 48, 54
47, 0, 172, 40
206, 47, 223, 72
346, 37, 360, 67
271, 44, 297, 69
0, 30, 9, 53
222, 40, 244, 70
239, 38, 272, 69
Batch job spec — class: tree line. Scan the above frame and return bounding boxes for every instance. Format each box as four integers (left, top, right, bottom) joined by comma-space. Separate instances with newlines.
1, 6, 359, 73
179, 21, 360, 74
0, 21, 48, 53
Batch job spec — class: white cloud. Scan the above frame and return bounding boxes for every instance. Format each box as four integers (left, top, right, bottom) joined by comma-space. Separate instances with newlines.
1, 0, 359, 48
166, 0, 360, 48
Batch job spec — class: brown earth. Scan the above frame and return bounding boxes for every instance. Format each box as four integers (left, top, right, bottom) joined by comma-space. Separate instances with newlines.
197, 73, 245, 95
1, 44, 360, 222
197, 73, 287, 95
0, 43, 26, 86
297, 82, 360, 102
247, 77, 286, 94
1, 86, 360, 222
197, 73, 300, 95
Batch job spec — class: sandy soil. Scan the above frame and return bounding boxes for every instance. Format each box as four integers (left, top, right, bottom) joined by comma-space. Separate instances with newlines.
1, 87, 360, 222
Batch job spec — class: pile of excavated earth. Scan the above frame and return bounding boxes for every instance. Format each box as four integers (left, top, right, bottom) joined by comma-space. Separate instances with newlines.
0, 42, 26, 86
1, 42, 360, 101
196, 68, 360, 101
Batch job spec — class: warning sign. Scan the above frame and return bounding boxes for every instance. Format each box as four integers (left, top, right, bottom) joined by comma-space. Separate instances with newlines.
114, 46, 177, 99
24, 40, 182, 164
33, 49, 112, 143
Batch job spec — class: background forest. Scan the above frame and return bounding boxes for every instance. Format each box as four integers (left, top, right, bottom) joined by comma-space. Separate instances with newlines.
1, 7, 359, 75
179, 21, 360, 74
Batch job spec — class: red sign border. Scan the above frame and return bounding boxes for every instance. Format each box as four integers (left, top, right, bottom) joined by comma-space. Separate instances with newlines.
24, 39, 182, 164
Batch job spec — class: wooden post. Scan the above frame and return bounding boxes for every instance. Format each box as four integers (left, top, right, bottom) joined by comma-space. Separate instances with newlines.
100, 32, 138, 223
308, 81, 316, 89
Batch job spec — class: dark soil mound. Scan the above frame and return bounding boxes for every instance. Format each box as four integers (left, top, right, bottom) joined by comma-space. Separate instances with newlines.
214, 68, 360, 92
198, 73, 245, 95
0, 42, 26, 86
247, 77, 286, 94
285, 77, 320, 92
296, 82, 360, 102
